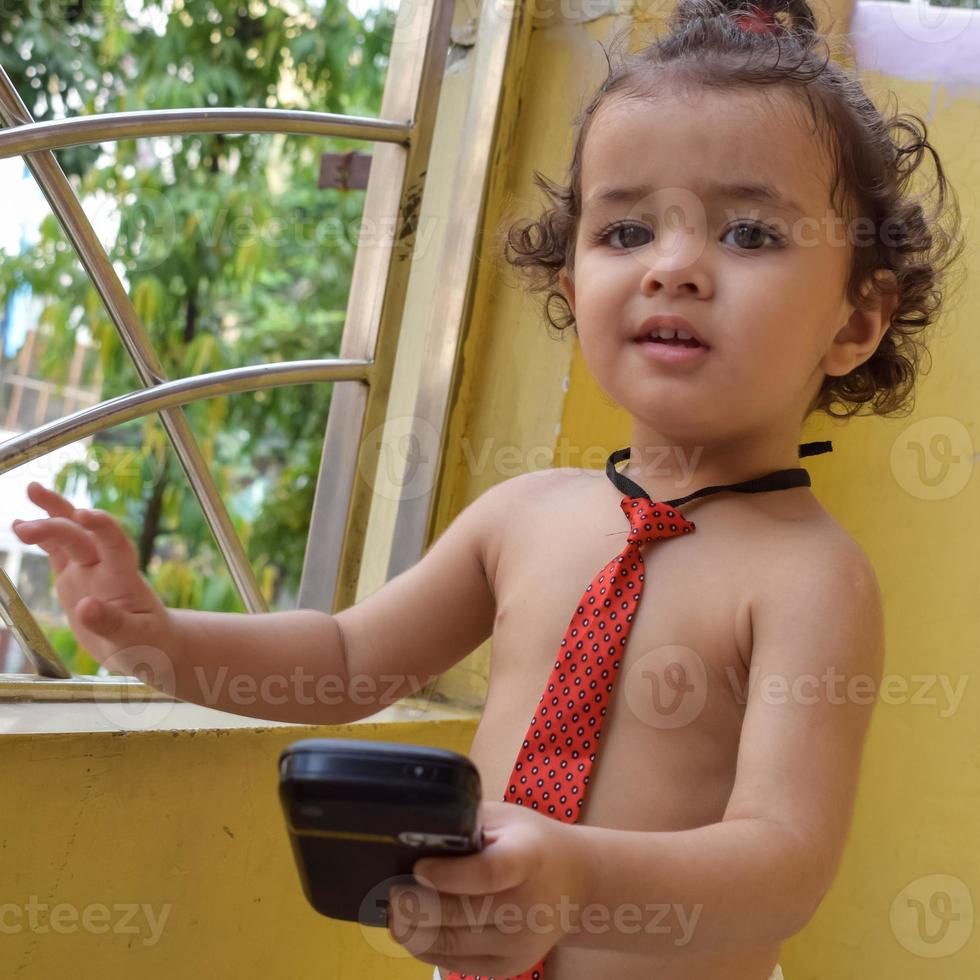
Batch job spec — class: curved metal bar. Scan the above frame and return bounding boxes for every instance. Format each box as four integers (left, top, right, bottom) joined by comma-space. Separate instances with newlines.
0, 108, 411, 161
0, 359, 372, 475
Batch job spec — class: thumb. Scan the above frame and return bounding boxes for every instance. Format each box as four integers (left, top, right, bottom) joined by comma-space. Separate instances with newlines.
76, 597, 176, 692
76, 595, 128, 639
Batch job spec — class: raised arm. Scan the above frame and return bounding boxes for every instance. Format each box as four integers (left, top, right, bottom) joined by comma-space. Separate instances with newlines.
12, 475, 523, 724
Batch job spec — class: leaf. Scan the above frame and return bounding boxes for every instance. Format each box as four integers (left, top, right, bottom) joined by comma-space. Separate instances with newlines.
133, 276, 164, 328
208, 395, 228, 434
179, 332, 217, 378
234, 238, 260, 284
97, 320, 120, 381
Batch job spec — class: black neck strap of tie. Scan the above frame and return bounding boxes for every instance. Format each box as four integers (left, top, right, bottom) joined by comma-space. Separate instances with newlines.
606, 440, 833, 508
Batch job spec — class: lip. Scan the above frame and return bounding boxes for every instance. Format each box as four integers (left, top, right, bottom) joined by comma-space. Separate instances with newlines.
635, 335, 710, 366
635, 315, 709, 348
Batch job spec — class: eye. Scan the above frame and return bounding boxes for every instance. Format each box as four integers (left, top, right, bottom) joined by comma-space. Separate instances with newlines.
591, 219, 784, 251
722, 221, 784, 250
591, 221, 651, 250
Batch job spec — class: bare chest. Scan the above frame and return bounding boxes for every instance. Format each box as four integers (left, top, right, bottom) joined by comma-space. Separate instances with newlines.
466, 471, 789, 834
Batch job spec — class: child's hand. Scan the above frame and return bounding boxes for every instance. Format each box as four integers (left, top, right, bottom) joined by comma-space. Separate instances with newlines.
388, 801, 593, 978
11, 482, 182, 676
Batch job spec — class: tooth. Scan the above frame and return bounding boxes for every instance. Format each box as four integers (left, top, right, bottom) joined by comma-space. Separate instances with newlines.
675, 330, 692, 340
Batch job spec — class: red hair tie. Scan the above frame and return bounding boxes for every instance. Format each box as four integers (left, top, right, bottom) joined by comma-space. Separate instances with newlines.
734, 3, 779, 33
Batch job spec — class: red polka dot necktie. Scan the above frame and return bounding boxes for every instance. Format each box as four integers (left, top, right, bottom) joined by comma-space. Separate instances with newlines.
445, 440, 833, 980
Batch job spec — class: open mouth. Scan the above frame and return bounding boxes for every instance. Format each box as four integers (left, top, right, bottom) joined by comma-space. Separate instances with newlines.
639, 336, 705, 349
647, 337, 703, 348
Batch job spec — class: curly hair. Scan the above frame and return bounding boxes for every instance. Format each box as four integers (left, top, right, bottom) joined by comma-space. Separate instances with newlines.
497, 0, 967, 420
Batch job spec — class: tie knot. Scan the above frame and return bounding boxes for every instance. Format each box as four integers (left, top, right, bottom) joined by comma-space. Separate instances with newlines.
620, 497, 696, 546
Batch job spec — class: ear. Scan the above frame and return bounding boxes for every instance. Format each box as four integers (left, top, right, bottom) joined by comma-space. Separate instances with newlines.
822, 270, 898, 378
559, 266, 576, 316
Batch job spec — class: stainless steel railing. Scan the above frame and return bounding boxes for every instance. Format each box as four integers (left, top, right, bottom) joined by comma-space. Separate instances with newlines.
0, 0, 524, 689
0, 0, 456, 680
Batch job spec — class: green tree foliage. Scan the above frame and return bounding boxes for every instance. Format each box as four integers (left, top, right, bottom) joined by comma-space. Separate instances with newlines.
0, 0, 394, 671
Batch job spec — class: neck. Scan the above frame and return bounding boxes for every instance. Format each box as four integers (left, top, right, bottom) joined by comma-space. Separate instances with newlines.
620, 420, 808, 502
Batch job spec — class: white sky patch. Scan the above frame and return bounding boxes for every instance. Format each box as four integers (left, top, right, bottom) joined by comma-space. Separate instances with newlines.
345, 0, 399, 19
851, 0, 980, 89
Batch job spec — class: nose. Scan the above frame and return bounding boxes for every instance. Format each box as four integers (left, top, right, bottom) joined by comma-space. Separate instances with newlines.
640, 266, 705, 297
638, 238, 711, 296
636, 220, 711, 297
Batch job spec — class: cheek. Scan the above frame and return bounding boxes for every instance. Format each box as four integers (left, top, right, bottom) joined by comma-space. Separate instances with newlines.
575, 324, 626, 395
571, 257, 634, 317
575, 322, 607, 366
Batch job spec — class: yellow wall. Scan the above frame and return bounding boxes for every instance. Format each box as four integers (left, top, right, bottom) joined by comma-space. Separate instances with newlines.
0, 718, 476, 978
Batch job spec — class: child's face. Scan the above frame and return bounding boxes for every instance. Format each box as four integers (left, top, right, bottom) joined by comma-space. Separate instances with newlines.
559, 87, 859, 442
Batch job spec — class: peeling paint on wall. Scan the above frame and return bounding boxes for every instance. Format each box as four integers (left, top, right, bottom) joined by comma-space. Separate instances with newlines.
532, 0, 631, 30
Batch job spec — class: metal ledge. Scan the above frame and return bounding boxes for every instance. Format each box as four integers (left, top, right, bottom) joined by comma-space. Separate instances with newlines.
0, 674, 176, 701
0, 674, 483, 736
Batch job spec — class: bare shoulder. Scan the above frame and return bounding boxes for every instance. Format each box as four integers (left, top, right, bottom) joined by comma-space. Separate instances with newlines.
751, 505, 885, 673
780, 508, 881, 592
738, 486, 879, 576
474, 465, 591, 512
473, 466, 583, 568
465, 467, 571, 529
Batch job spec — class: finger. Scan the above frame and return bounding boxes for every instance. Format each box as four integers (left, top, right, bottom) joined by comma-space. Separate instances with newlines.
391, 883, 496, 935
11, 517, 99, 567
413, 832, 524, 897
74, 509, 137, 567
11, 520, 68, 573
388, 888, 499, 964
26, 481, 78, 521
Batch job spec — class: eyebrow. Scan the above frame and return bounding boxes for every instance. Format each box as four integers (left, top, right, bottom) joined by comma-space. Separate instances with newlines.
582, 181, 806, 216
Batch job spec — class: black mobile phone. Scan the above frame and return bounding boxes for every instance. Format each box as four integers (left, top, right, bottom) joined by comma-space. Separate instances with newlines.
278, 738, 485, 927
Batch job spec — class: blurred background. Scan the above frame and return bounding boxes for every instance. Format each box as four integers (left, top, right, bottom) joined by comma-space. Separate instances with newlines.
0, 0, 398, 672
